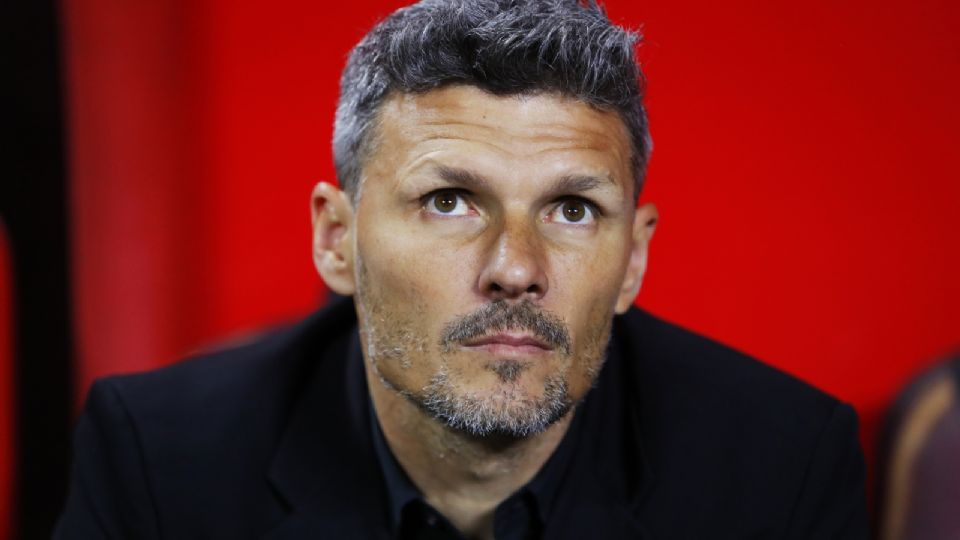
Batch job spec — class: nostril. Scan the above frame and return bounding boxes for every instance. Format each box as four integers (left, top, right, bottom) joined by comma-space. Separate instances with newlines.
490, 283, 503, 292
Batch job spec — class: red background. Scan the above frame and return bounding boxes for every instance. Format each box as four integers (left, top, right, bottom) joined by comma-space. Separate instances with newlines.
61, 0, 960, 491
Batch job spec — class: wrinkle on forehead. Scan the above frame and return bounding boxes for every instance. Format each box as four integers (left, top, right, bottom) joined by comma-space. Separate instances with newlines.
366, 85, 634, 196
386, 88, 629, 151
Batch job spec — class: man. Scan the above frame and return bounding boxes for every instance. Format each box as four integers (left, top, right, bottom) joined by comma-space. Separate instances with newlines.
56, 1, 869, 538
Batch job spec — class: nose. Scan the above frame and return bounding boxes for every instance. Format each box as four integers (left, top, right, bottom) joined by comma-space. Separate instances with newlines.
477, 217, 549, 302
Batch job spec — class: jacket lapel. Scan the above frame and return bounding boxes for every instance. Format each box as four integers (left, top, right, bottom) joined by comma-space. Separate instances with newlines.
261, 304, 391, 539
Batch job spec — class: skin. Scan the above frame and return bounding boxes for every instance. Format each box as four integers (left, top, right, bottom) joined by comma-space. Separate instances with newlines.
312, 85, 658, 539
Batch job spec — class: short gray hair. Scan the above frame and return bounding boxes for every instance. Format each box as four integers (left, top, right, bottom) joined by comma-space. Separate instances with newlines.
333, 0, 651, 200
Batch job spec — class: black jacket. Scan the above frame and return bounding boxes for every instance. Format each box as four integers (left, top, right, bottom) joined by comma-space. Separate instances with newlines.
55, 298, 869, 539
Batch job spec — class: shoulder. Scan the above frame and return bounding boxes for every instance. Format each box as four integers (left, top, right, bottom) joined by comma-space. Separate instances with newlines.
58, 297, 360, 537
614, 308, 867, 535
615, 307, 844, 437
82, 296, 358, 469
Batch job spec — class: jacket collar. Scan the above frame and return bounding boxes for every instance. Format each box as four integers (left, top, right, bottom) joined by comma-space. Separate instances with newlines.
262, 296, 390, 538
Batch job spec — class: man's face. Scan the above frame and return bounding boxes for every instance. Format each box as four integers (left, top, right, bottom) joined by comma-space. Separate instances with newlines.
345, 85, 648, 437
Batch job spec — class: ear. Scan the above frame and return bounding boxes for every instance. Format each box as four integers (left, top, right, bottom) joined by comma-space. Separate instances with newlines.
615, 203, 658, 314
311, 181, 356, 295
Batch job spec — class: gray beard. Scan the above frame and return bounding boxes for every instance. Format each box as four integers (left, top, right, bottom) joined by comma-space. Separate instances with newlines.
355, 257, 591, 438
366, 353, 574, 438
419, 365, 572, 437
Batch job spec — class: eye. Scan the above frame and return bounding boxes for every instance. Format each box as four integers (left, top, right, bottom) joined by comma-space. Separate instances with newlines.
424, 190, 472, 216
548, 199, 597, 225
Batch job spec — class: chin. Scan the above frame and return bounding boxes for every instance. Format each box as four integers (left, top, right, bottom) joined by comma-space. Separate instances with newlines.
418, 366, 572, 438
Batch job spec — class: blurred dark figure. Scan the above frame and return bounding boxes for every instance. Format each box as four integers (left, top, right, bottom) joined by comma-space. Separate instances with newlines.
4, 0, 75, 538
877, 353, 960, 540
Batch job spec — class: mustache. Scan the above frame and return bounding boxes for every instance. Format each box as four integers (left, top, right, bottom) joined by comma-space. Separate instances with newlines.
439, 300, 571, 355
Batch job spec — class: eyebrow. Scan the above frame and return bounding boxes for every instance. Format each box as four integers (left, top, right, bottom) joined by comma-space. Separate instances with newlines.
433, 165, 616, 195
552, 173, 615, 193
435, 165, 491, 190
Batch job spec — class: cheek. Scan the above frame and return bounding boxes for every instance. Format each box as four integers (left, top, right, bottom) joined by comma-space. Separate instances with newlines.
553, 234, 629, 316
354, 213, 481, 382
358, 218, 477, 308
550, 238, 629, 393
563, 297, 616, 398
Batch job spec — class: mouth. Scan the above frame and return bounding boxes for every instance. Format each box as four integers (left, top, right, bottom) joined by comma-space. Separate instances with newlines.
462, 332, 553, 356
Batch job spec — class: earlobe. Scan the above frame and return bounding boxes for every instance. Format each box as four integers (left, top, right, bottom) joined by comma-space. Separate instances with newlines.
311, 181, 357, 295
615, 203, 658, 314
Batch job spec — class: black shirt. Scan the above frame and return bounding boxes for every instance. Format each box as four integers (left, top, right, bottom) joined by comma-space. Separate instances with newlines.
358, 333, 639, 540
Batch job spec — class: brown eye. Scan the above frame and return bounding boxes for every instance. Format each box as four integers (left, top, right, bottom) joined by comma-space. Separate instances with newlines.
548, 199, 596, 225
426, 191, 470, 216
562, 201, 586, 222
433, 192, 459, 213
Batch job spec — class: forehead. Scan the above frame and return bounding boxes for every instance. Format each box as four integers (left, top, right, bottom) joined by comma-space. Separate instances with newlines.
367, 85, 634, 193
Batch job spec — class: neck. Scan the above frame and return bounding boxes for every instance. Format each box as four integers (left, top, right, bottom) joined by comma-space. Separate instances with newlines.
365, 361, 573, 539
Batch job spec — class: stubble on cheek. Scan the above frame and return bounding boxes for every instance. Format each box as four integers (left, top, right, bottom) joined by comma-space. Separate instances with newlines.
354, 252, 434, 392
573, 299, 616, 393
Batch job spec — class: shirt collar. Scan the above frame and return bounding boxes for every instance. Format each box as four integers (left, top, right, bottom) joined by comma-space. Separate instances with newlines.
367, 390, 424, 533
357, 329, 639, 535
